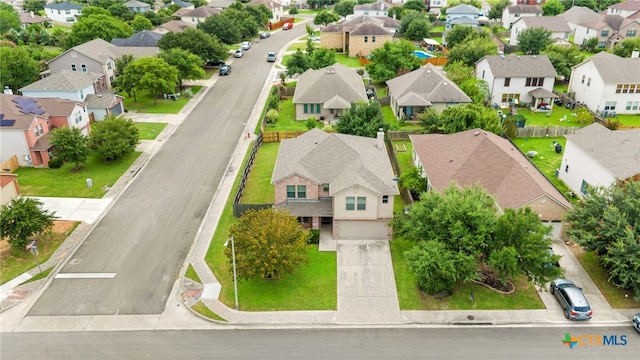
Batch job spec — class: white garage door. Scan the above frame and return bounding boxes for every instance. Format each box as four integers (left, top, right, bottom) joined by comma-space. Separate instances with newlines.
543, 221, 563, 239
337, 220, 389, 240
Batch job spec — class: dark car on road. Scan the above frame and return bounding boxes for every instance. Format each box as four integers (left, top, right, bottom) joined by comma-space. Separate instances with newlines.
550, 279, 592, 320
260, 32, 270, 39
206, 59, 225, 67
219, 64, 231, 76
633, 313, 640, 333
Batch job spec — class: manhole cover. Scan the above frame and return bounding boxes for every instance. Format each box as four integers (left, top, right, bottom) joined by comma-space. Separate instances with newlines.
467, 315, 475, 320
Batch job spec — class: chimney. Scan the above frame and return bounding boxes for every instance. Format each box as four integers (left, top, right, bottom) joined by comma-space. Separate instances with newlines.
4, 86, 13, 95
376, 128, 384, 149
632, 49, 640, 59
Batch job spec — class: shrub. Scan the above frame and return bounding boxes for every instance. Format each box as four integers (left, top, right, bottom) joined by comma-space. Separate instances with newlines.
181, 88, 194, 98
305, 117, 317, 129
265, 109, 279, 124
603, 118, 621, 130
47, 157, 64, 169
266, 93, 279, 111
308, 229, 320, 244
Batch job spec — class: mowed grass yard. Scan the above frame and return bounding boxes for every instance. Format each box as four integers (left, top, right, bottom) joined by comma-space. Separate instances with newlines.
15, 152, 141, 198
134, 122, 167, 140
121, 86, 202, 114
511, 137, 571, 196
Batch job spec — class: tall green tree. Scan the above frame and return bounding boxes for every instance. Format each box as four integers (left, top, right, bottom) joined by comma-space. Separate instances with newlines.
197, 12, 242, 45
0, 46, 40, 92
488, 0, 510, 20
66, 14, 133, 48
334, 0, 355, 17
542, 0, 564, 16
131, 14, 153, 31
438, 103, 502, 134
227, 208, 310, 281
123, 56, 178, 104
0, 6, 20, 34
445, 25, 477, 49
565, 180, 640, 300
446, 36, 497, 67
517, 27, 552, 55
285, 48, 310, 76
405, 240, 477, 294
89, 114, 139, 161
50, 127, 90, 171
545, 45, 585, 80
0, 198, 56, 251
158, 28, 227, 65
613, 37, 640, 57
158, 48, 205, 89
309, 48, 336, 69
335, 101, 387, 138
314, 10, 340, 25
22, 0, 47, 13
404, 17, 431, 41
365, 40, 422, 82
403, 0, 426, 12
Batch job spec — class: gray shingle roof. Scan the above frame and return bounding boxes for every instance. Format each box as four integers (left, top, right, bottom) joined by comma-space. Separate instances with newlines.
410, 129, 572, 211
111, 30, 164, 47
386, 63, 471, 106
506, 5, 542, 14
349, 22, 391, 36
559, 6, 599, 24
275, 198, 333, 217
175, 5, 221, 17
565, 123, 640, 180
44, 2, 83, 10
293, 63, 367, 106
156, 20, 191, 33
354, 0, 391, 11
124, 0, 151, 7
272, 129, 399, 196
477, 54, 557, 78
20, 13, 50, 24
579, 14, 624, 30
446, 4, 479, 14
520, 16, 571, 32
575, 52, 640, 83
85, 93, 122, 108
19, 70, 102, 92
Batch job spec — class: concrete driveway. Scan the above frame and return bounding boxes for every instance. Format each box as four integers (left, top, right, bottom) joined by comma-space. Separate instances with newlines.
336, 240, 402, 323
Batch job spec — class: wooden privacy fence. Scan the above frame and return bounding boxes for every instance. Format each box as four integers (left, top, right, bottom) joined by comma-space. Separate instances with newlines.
0, 155, 19, 172
261, 130, 306, 143
516, 126, 577, 138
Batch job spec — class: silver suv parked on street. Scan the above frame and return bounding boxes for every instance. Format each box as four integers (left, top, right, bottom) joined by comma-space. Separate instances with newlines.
550, 278, 592, 320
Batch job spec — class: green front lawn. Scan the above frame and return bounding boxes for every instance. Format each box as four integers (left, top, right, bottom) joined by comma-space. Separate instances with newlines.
15, 152, 141, 198
511, 137, 571, 196
574, 251, 639, 308
516, 106, 582, 127
267, 98, 308, 131
1, 222, 79, 285
121, 86, 202, 114
430, 26, 445, 33
391, 238, 545, 310
134, 122, 167, 140
205, 145, 336, 312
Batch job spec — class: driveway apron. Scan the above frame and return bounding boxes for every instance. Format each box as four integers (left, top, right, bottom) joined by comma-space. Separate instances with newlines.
336, 240, 402, 323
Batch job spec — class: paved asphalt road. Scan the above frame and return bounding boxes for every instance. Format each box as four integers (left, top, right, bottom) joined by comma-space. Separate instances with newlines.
2, 326, 638, 359
28, 25, 308, 316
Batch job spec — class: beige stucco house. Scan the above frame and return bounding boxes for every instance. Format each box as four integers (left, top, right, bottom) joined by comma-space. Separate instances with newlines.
271, 128, 399, 240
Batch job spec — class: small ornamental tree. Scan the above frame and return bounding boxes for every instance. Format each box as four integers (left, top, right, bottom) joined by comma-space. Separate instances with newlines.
227, 208, 310, 280
89, 114, 139, 161
335, 101, 387, 138
0, 197, 56, 250
50, 127, 90, 171
517, 27, 552, 55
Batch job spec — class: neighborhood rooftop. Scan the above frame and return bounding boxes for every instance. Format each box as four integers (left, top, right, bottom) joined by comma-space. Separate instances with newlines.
575, 52, 640, 83
477, 54, 557, 78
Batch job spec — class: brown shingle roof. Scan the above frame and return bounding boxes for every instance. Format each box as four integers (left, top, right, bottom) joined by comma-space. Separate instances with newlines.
506, 5, 543, 14
349, 22, 391, 36
0, 94, 48, 130
410, 129, 572, 211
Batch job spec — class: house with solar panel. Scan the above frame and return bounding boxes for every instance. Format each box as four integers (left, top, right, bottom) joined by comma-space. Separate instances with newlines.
0, 93, 90, 167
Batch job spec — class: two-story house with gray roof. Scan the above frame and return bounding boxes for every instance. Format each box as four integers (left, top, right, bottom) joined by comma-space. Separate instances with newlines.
445, 4, 479, 31
508, 16, 572, 46
559, 123, 640, 197
502, 4, 542, 30
44, 2, 83, 24
124, 0, 152, 13
353, 0, 392, 17
293, 63, 368, 121
47, 38, 159, 88
568, 51, 640, 115
475, 54, 558, 108
386, 63, 472, 119
271, 128, 399, 240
